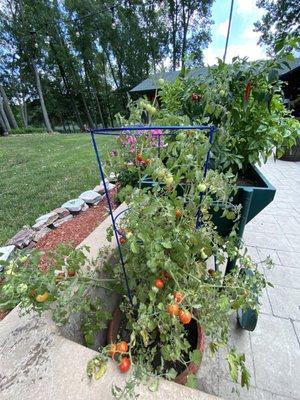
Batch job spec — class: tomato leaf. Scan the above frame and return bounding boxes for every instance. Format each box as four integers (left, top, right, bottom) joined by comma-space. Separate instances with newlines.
186, 374, 198, 389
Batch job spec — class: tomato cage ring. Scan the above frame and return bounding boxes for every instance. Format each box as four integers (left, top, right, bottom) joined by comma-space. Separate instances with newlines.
90, 125, 215, 307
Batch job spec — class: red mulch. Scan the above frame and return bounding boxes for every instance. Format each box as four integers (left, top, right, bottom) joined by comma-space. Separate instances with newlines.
36, 188, 119, 269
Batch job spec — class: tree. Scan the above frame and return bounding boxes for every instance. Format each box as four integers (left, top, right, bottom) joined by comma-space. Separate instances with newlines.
255, 0, 300, 54
166, 0, 214, 70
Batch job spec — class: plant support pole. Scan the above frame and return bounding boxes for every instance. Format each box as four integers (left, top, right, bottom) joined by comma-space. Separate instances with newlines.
223, 0, 234, 63
90, 132, 134, 306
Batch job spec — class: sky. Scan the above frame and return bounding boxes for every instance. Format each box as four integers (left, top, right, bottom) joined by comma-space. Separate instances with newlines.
204, 0, 268, 65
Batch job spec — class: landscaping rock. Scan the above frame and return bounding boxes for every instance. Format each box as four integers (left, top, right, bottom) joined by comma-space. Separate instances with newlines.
61, 198, 85, 213
53, 214, 73, 228
53, 207, 70, 219
81, 203, 89, 212
33, 227, 52, 242
79, 190, 102, 205
95, 181, 116, 194
7, 227, 35, 249
108, 172, 118, 183
33, 211, 59, 230
0, 245, 15, 272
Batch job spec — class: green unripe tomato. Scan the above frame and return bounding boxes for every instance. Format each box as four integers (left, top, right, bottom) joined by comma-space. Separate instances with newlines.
164, 175, 174, 186
200, 248, 207, 260
158, 78, 165, 86
219, 89, 226, 96
197, 183, 207, 192
226, 211, 236, 220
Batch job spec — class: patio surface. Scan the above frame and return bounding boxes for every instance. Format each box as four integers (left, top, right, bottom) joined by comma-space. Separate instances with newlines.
198, 158, 300, 400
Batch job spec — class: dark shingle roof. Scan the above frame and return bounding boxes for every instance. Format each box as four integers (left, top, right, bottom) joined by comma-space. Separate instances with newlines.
130, 59, 300, 93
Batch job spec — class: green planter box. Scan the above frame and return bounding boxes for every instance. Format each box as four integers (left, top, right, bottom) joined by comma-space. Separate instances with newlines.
140, 165, 276, 236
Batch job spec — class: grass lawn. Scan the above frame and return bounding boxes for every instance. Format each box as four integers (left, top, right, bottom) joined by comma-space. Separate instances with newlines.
0, 133, 115, 245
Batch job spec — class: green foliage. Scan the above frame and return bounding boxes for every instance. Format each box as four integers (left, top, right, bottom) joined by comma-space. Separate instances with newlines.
254, 0, 300, 54
0, 244, 112, 345
99, 128, 271, 396
157, 51, 300, 171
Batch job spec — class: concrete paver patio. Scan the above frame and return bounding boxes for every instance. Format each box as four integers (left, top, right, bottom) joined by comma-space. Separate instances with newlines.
198, 158, 300, 400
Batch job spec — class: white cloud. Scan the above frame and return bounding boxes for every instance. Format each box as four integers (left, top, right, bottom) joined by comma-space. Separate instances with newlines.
235, 0, 264, 17
216, 20, 229, 37
243, 26, 260, 42
203, 42, 267, 65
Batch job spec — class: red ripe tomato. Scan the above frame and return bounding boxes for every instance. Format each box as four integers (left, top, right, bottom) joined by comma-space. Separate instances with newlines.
167, 303, 179, 316
116, 341, 129, 353
118, 357, 131, 373
175, 209, 183, 218
136, 154, 143, 162
119, 237, 126, 245
154, 278, 164, 289
173, 291, 184, 303
179, 310, 192, 325
68, 270, 76, 277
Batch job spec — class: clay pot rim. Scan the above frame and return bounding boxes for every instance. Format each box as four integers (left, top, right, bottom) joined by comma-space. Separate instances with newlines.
107, 305, 205, 386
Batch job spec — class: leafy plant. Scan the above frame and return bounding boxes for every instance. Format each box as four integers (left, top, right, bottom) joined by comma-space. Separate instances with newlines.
0, 244, 112, 346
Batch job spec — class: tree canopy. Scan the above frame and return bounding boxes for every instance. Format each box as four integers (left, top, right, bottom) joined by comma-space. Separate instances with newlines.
255, 0, 300, 54
0, 0, 214, 132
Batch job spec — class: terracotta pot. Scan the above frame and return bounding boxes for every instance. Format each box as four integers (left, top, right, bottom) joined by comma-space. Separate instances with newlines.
107, 305, 205, 386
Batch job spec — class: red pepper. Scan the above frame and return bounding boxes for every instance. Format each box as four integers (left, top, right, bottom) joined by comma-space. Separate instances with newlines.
244, 82, 252, 102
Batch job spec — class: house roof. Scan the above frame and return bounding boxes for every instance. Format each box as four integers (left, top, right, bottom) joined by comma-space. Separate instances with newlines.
130, 58, 300, 93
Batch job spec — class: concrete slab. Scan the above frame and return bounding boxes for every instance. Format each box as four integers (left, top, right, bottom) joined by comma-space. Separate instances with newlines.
276, 250, 300, 269
250, 314, 300, 399
267, 286, 300, 320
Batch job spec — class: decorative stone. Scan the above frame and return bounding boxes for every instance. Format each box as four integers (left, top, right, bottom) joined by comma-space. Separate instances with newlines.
108, 172, 118, 183
61, 198, 85, 213
95, 181, 116, 195
7, 228, 35, 249
0, 245, 15, 272
33, 211, 59, 230
79, 190, 102, 205
52, 207, 70, 219
81, 203, 89, 212
33, 227, 52, 242
53, 214, 74, 228
93, 179, 109, 194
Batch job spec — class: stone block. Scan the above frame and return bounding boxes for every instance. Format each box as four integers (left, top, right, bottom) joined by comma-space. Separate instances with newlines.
33, 211, 59, 230
33, 227, 52, 242
7, 227, 35, 249
53, 215, 73, 228
62, 198, 85, 213
53, 207, 70, 218
79, 190, 102, 205
0, 245, 15, 272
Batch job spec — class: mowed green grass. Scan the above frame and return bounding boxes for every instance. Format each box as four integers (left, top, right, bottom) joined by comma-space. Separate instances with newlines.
0, 133, 115, 245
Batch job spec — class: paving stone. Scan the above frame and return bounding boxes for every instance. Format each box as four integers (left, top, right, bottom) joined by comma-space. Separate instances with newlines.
276, 250, 300, 268
260, 288, 272, 315
292, 321, 300, 345
53, 215, 74, 228
244, 232, 293, 251
218, 380, 273, 400
250, 314, 300, 399
53, 207, 70, 218
273, 216, 300, 235
197, 346, 220, 396
264, 265, 300, 289
79, 190, 102, 205
33, 227, 52, 242
246, 221, 282, 234
256, 248, 281, 265
33, 211, 59, 230
61, 198, 85, 213
7, 227, 35, 249
285, 234, 300, 250
218, 317, 255, 383
267, 286, 300, 320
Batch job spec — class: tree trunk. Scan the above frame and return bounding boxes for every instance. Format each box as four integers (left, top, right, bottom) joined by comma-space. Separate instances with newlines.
32, 63, 53, 133
0, 96, 11, 132
0, 84, 18, 129
22, 96, 28, 128
0, 113, 9, 136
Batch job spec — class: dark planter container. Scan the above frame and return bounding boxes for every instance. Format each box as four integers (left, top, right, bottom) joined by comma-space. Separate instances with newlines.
213, 165, 276, 236
107, 305, 205, 386
140, 165, 276, 237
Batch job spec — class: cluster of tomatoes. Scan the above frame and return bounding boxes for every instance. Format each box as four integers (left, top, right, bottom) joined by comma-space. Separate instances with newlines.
136, 153, 150, 167
108, 341, 131, 373
154, 275, 192, 326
